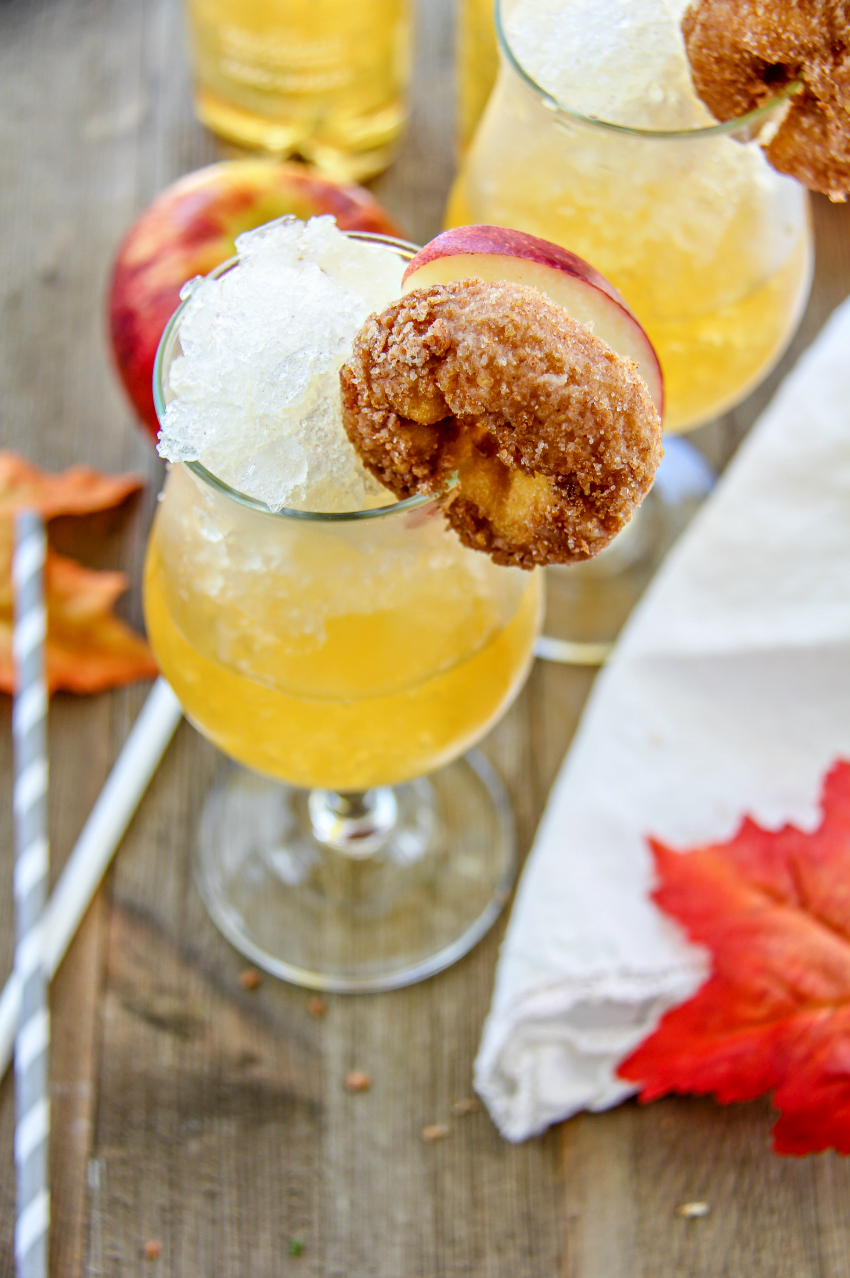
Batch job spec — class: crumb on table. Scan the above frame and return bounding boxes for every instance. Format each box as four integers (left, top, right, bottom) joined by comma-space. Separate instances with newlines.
677, 1201, 711, 1219
421, 1123, 450, 1142
451, 1097, 480, 1115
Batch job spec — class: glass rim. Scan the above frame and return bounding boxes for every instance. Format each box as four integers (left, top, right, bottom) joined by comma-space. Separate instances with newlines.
494, 0, 800, 140
152, 227, 439, 524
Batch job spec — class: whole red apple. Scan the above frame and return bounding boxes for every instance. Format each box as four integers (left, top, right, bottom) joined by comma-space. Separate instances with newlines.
108, 160, 404, 440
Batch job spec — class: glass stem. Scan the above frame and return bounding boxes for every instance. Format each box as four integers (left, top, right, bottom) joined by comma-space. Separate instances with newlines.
308, 786, 398, 859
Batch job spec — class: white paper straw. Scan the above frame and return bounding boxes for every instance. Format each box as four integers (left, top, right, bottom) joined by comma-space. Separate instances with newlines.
12, 511, 50, 1278
0, 676, 182, 1080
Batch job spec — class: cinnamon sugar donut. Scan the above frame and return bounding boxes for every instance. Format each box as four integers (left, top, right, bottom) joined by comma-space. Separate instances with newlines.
683, 0, 850, 201
339, 280, 662, 570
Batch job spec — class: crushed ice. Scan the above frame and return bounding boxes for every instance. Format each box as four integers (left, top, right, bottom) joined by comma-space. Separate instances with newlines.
157, 216, 404, 512
506, 0, 717, 130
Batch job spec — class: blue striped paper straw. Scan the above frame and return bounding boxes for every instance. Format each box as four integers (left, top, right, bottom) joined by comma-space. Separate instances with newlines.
12, 511, 50, 1278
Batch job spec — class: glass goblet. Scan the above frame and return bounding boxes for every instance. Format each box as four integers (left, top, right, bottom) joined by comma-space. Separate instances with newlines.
144, 237, 543, 991
446, 0, 814, 662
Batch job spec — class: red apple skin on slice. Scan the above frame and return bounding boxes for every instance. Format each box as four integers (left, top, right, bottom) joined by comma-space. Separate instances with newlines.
109, 160, 404, 440
401, 225, 664, 418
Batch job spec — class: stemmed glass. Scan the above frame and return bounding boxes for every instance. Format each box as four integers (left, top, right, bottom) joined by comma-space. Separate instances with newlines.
447, 0, 814, 658
144, 235, 544, 991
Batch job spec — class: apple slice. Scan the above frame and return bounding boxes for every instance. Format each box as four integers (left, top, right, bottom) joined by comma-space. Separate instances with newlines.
401, 225, 664, 418
109, 160, 403, 441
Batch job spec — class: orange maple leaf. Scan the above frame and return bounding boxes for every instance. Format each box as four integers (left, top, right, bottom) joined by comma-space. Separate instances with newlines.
618, 760, 850, 1156
0, 452, 158, 694
0, 453, 143, 521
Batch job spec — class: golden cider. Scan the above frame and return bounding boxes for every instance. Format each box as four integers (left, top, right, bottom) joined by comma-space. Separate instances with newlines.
144, 465, 542, 793
185, 0, 412, 180
447, 179, 812, 432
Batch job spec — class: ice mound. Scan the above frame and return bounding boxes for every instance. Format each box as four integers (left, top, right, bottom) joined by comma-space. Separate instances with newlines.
506, 0, 717, 129
157, 216, 404, 512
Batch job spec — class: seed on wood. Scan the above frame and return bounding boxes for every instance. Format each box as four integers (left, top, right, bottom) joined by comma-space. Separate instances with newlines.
144, 1239, 162, 1259
238, 968, 262, 990
677, 1201, 710, 1218
451, 1097, 480, 1115
307, 996, 327, 1018
421, 1123, 450, 1142
345, 1070, 372, 1092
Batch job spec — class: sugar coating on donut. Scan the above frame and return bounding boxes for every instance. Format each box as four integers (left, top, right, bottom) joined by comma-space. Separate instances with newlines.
339, 280, 663, 570
683, 0, 850, 201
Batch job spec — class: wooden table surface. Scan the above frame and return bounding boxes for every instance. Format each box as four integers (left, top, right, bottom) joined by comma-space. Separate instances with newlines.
2, 0, 850, 1273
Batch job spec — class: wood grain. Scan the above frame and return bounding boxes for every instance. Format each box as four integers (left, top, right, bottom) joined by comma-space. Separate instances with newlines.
1, 0, 849, 1273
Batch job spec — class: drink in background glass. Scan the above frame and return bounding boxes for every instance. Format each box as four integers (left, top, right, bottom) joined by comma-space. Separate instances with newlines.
446, 0, 813, 432
144, 220, 542, 989
457, 0, 499, 153
184, 0, 412, 181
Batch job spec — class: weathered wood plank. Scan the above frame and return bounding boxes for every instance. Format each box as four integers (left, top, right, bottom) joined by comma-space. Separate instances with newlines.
562, 1096, 850, 1278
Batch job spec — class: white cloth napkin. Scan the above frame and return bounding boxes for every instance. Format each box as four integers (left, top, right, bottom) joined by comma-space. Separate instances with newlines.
476, 296, 850, 1142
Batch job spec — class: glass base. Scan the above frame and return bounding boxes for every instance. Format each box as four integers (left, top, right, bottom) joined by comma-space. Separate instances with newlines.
194, 751, 516, 992
538, 437, 716, 666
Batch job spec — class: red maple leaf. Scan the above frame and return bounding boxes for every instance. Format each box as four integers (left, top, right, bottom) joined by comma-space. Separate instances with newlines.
618, 760, 850, 1156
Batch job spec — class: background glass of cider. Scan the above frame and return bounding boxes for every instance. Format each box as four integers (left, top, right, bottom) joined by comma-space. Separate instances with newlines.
184, 0, 413, 181
448, 0, 814, 663
447, 0, 813, 434
457, 0, 499, 154
145, 237, 543, 992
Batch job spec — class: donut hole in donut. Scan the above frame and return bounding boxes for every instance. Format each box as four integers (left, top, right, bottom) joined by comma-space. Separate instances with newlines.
449, 454, 624, 567
455, 456, 553, 546
763, 62, 791, 87
446, 470, 569, 567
